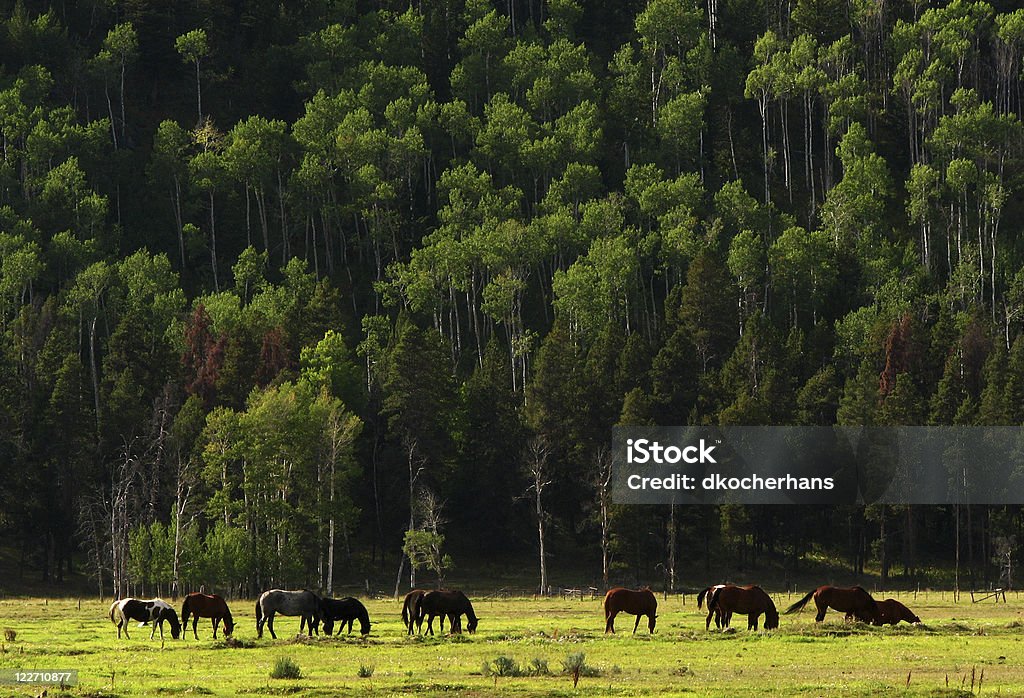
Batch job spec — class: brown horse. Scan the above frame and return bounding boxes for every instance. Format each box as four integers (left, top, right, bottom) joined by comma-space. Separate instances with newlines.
874, 598, 921, 625
181, 593, 234, 639
785, 585, 878, 623
697, 585, 732, 630
402, 589, 427, 635
604, 587, 657, 634
708, 585, 778, 630
419, 590, 478, 634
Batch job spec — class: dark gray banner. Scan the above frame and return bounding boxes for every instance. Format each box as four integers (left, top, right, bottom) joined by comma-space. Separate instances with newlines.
612, 426, 1024, 504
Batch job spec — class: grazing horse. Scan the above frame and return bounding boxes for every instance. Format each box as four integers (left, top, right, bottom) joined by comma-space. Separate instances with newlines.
255, 589, 322, 639
708, 585, 779, 630
320, 597, 371, 636
785, 585, 878, 623
874, 598, 921, 626
419, 590, 479, 635
698, 585, 731, 630
181, 593, 234, 639
109, 598, 181, 642
603, 587, 657, 634
402, 589, 427, 635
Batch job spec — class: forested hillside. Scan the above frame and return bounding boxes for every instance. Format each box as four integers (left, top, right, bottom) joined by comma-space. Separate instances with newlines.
1, 0, 1023, 597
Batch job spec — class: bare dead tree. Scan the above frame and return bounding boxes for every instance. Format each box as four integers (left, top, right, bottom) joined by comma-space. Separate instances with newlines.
110, 437, 142, 599
524, 436, 552, 596
77, 487, 111, 599
171, 450, 199, 597
393, 434, 427, 598
594, 445, 613, 589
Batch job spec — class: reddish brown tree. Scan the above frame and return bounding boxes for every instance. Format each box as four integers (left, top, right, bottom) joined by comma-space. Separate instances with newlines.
181, 304, 225, 404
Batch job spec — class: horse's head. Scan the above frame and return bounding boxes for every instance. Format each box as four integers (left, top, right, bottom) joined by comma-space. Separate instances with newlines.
318, 598, 334, 634
359, 617, 371, 636
466, 616, 478, 633
223, 612, 235, 636
764, 608, 780, 630
648, 614, 657, 633
166, 610, 182, 639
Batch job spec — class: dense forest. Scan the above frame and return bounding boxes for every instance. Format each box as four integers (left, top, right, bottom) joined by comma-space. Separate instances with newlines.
2, 0, 1024, 599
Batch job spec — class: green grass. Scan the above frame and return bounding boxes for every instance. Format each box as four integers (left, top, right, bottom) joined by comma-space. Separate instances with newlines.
0, 591, 1022, 696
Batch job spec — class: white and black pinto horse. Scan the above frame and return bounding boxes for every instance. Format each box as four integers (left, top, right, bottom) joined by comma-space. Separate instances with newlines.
255, 589, 321, 639
109, 598, 181, 643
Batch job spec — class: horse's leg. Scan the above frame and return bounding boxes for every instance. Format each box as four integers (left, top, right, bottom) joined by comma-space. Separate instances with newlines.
814, 600, 827, 623
213, 618, 219, 639
748, 613, 757, 630
426, 613, 434, 636
632, 614, 641, 634
606, 610, 616, 633
268, 612, 276, 640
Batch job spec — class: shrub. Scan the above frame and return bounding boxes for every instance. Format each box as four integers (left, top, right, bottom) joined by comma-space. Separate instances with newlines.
527, 658, 551, 676
270, 657, 302, 679
483, 655, 522, 677
357, 664, 375, 678
562, 651, 599, 687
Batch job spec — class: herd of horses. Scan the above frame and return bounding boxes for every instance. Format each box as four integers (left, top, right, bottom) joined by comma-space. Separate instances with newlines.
107, 587, 475, 642
601, 583, 921, 635
109, 590, 371, 643
107, 583, 921, 643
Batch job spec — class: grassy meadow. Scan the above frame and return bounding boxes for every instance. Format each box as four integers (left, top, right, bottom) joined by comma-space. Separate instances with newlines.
0, 591, 1022, 697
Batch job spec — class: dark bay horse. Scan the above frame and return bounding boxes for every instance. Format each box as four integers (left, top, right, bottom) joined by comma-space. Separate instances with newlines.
320, 597, 371, 635
709, 585, 779, 630
181, 593, 234, 639
420, 590, 478, 634
402, 589, 427, 635
698, 585, 731, 630
874, 598, 921, 625
785, 585, 878, 623
256, 589, 321, 639
109, 598, 181, 641
603, 587, 657, 634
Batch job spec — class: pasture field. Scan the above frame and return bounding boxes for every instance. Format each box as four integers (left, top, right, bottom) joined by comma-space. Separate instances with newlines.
0, 591, 1022, 697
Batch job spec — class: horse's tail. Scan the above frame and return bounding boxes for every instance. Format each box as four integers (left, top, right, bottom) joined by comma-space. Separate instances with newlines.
708, 586, 722, 612
401, 595, 410, 628
255, 598, 263, 627
181, 597, 189, 625
412, 591, 425, 623
697, 587, 710, 609
108, 600, 119, 624
785, 589, 816, 615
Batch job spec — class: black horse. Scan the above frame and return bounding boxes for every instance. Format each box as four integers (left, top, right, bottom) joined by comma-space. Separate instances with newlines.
320, 596, 371, 636
420, 590, 478, 634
